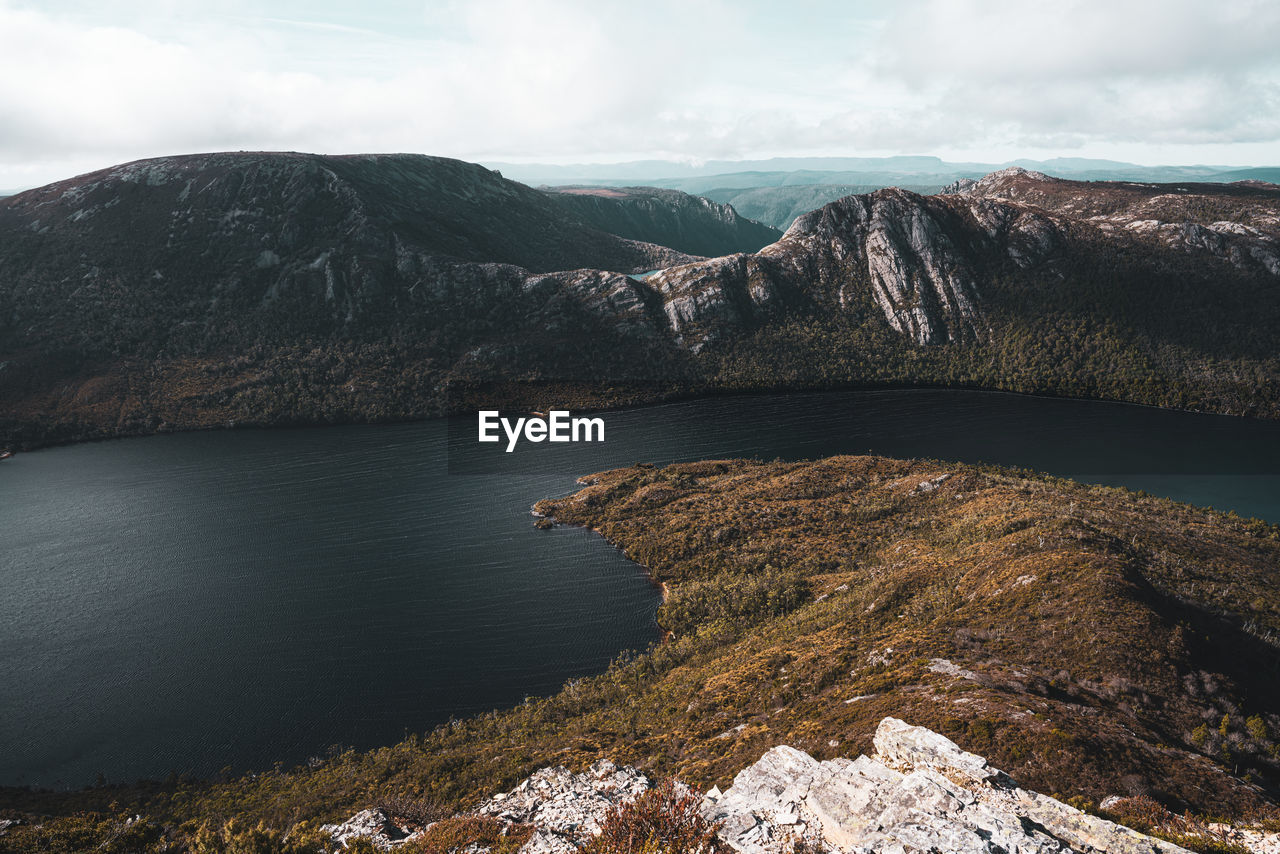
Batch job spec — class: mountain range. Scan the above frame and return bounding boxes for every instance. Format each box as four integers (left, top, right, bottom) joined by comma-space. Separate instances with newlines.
492, 155, 1280, 230
5, 151, 1280, 851
486, 155, 1279, 186
1, 154, 1279, 450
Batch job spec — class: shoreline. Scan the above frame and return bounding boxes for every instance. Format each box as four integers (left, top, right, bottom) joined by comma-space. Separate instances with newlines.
532, 505, 674, 637
6, 379, 1275, 455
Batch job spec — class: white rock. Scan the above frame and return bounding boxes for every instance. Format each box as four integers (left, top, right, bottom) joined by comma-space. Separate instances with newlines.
705, 718, 1193, 854
321, 808, 417, 850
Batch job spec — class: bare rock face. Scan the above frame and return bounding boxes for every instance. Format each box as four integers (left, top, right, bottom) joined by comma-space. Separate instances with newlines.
857, 190, 984, 345
702, 717, 1192, 854
648, 186, 1063, 349
321, 808, 416, 851
476, 759, 651, 853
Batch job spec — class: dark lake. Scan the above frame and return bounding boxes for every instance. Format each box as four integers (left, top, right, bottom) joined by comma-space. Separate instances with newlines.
3, 389, 1279, 788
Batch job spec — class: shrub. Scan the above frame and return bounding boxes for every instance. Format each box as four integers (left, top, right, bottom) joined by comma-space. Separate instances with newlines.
402, 816, 532, 854
0, 813, 169, 854
1100, 796, 1251, 854
658, 567, 809, 636
581, 779, 727, 854
189, 818, 330, 854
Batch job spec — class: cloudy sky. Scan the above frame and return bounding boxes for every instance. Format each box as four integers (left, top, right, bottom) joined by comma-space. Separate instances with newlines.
1, 0, 1278, 188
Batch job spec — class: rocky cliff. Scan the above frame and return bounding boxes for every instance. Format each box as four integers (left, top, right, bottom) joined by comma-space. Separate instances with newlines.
648, 173, 1280, 351
649, 187, 1026, 349
322, 717, 1273, 853
542, 186, 782, 258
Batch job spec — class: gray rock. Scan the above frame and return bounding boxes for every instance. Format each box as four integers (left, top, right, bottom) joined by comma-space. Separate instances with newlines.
704, 718, 1192, 854
476, 758, 650, 852
321, 808, 417, 850
325, 718, 1221, 854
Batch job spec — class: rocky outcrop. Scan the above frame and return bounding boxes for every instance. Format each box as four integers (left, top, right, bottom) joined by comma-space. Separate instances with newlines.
476, 759, 651, 854
704, 717, 1191, 854
648, 186, 1064, 348
321, 809, 417, 851
324, 718, 1246, 853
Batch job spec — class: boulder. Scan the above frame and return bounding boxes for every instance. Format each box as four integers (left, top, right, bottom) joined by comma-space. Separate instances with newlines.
703, 717, 1192, 854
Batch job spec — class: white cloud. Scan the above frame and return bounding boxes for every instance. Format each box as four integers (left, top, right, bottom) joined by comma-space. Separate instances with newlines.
865, 0, 1280, 150
0, 0, 1276, 189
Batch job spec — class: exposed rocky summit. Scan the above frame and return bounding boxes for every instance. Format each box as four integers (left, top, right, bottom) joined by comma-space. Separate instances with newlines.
705, 718, 1190, 853
542, 186, 782, 258
651, 170, 1280, 351
942, 166, 1280, 276
323, 718, 1243, 853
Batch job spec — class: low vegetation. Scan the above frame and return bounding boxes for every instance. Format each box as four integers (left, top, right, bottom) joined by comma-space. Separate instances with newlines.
4, 455, 1279, 851
580, 780, 726, 854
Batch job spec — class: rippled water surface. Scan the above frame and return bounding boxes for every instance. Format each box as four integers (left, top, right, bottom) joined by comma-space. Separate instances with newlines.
3, 389, 1279, 787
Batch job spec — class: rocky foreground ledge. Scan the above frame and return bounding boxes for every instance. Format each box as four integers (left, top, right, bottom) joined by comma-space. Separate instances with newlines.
323, 717, 1276, 853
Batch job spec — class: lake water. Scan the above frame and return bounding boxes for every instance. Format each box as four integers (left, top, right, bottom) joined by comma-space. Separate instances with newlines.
3, 389, 1279, 788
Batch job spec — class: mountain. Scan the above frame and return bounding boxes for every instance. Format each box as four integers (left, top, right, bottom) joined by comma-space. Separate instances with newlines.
486, 155, 1252, 186
541, 185, 781, 257
1210, 168, 1280, 184
1, 151, 694, 274
645, 168, 1280, 412
3, 158, 1280, 450
625, 171, 966, 195
0, 152, 705, 447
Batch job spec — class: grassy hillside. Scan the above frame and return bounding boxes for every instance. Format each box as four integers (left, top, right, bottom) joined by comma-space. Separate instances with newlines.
4, 456, 1279, 850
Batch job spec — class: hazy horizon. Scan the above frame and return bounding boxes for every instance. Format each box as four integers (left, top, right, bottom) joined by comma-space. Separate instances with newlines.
2, 149, 1276, 197
1, 1, 1278, 189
